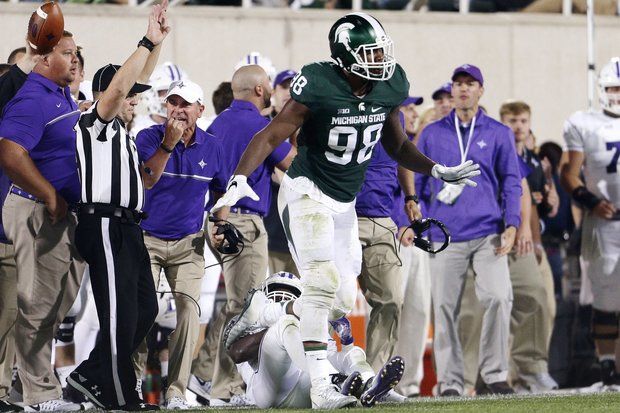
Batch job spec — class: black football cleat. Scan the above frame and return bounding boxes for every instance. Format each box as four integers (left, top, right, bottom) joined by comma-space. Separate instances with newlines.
340, 371, 364, 398
360, 356, 405, 407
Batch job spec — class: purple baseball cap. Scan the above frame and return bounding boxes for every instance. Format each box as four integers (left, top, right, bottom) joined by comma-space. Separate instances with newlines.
273, 69, 297, 88
451, 64, 484, 86
432, 82, 452, 100
401, 96, 424, 106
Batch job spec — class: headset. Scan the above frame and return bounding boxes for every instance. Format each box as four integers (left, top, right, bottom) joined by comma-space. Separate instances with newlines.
402, 218, 451, 254
208, 216, 244, 255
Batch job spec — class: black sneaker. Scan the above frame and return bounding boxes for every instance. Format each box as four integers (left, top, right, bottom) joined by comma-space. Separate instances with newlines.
360, 356, 405, 407
600, 359, 620, 386
439, 389, 460, 397
340, 371, 364, 398
122, 402, 160, 411
479, 381, 515, 395
0, 400, 22, 412
62, 384, 88, 404
66, 370, 106, 408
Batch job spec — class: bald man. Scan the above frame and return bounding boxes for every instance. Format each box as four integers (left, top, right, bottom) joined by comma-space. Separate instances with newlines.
194, 65, 296, 406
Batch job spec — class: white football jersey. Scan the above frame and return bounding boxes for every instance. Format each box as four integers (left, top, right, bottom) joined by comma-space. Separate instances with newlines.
564, 110, 620, 207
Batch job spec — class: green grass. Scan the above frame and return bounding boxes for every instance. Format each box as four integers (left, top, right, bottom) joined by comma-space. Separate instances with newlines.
184, 392, 620, 412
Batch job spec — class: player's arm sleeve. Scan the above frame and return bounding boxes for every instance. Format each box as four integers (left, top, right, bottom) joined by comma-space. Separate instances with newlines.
0, 65, 27, 114
0, 96, 45, 151
563, 116, 584, 152
135, 126, 163, 164
496, 128, 522, 228
266, 139, 293, 168
288, 64, 320, 111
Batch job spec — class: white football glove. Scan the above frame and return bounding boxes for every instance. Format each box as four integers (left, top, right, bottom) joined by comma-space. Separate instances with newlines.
211, 175, 259, 213
431, 160, 481, 187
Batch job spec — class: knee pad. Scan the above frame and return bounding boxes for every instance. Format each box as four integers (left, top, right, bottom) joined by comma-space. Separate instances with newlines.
302, 261, 341, 307
592, 309, 619, 340
55, 316, 76, 346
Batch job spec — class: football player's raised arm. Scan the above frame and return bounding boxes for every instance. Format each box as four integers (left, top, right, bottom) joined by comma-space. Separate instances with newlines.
381, 108, 435, 176
234, 99, 310, 177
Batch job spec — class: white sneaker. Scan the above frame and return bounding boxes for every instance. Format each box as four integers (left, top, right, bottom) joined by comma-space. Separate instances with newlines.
223, 289, 269, 348
24, 399, 82, 412
210, 394, 255, 408
518, 372, 559, 393
377, 390, 408, 403
187, 375, 211, 401
165, 397, 190, 410
311, 383, 358, 409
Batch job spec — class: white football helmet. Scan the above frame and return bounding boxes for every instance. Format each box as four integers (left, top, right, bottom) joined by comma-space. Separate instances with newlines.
143, 62, 188, 118
262, 271, 302, 303
234, 51, 277, 81
598, 57, 620, 116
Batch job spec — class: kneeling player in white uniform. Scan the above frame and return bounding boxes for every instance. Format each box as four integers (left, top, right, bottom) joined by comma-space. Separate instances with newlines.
226, 272, 407, 408
562, 57, 620, 387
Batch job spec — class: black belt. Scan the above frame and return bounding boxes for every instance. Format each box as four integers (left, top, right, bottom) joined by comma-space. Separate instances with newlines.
230, 207, 262, 217
78, 203, 146, 225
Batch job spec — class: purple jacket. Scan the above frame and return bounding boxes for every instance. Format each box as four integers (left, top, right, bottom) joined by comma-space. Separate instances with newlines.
415, 109, 521, 242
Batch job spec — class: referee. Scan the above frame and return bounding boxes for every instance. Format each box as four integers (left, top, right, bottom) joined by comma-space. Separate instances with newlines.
65, 4, 171, 410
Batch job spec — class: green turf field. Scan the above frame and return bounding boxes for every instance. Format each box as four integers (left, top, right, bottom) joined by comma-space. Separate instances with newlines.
187, 393, 620, 412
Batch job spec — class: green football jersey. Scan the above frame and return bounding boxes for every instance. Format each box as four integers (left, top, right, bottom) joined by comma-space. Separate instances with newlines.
287, 61, 409, 203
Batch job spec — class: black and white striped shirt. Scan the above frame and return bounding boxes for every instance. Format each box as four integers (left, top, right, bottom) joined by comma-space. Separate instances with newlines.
76, 101, 144, 211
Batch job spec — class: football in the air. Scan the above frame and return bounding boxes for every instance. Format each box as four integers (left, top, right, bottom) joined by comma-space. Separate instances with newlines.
27, 2, 65, 55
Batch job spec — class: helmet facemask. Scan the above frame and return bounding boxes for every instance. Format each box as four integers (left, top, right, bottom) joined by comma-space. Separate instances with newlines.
349, 36, 396, 81
598, 58, 620, 116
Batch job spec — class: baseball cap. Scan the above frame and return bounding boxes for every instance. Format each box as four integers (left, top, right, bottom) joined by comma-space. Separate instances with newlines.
451, 64, 484, 86
401, 96, 424, 106
432, 82, 452, 100
273, 70, 297, 88
92, 64, 151, 95
165, 80, 204, 105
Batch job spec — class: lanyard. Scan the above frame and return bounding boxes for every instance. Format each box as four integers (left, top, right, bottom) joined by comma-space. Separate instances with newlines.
454, 113, 476, 163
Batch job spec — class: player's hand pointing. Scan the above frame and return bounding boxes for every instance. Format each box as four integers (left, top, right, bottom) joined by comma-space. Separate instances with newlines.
431, 160, 481, 187
211, 175, 259, 213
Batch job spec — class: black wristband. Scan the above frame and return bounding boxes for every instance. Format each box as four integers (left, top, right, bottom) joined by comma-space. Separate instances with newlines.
404, 194, 419, 204
160, 143, 174, 154
138, 36, 155, 52
572, 186, 601, 210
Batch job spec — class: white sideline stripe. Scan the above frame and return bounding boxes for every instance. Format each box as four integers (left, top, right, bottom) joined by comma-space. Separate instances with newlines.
161, 171, 213, 182
101, 218, 126, 406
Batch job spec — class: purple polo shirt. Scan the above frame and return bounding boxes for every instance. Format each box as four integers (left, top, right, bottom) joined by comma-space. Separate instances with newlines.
355, 113, 408, 217
0, 72, 80, 203
207, 99, 291, 216
136, 124, 228, 239
415, 109, 522, 242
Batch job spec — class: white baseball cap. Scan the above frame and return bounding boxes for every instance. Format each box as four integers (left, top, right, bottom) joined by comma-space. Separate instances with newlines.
165, 80, 204, 105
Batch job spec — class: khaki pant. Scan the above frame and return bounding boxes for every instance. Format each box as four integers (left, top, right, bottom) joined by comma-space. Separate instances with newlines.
430, 235, 512, 394
459, 252, 551, 390
395, 244, 431, 396
2, 194, 83, 405
209, 213, 268, 399
268, 250, 298, 275
135, 231, 205, 400
0, 243, 16, 399
357, 217, 404, 371
538, 250, 556, 345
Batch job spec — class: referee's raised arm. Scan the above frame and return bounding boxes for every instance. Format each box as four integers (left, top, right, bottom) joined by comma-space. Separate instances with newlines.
96, 4, 170, 123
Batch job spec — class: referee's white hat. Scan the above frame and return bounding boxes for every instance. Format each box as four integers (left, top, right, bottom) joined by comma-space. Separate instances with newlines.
165, 80, 204, 105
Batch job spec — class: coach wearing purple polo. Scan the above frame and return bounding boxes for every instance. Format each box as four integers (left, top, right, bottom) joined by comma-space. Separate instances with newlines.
204, 65, 295, 405
134, 79, 228, 409
0, 32, 84, 411
355, 96, 423, 372
416, 64, 521, 396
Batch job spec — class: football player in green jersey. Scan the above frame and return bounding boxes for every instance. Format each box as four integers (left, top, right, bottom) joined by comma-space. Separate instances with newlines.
213, 12, 480, 409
